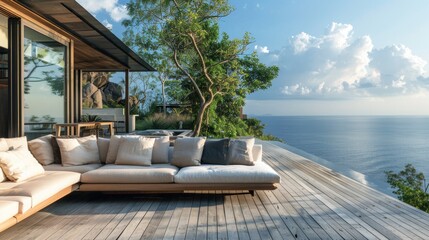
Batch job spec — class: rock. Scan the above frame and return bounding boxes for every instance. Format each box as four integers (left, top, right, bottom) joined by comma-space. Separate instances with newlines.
103, 82, 123, 103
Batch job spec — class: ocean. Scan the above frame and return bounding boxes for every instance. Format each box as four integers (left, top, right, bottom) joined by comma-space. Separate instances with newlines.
256, 116, 429, 196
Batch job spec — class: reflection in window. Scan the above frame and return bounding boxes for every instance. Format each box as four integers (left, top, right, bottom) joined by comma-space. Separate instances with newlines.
0, 14, 8, 137
23, 27, 66, 139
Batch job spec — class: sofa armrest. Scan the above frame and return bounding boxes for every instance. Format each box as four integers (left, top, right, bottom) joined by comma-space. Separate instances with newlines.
253, 144, 263, 162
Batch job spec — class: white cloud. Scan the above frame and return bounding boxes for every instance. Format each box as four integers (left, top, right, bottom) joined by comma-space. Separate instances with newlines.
254, 45, 270, 54
252, 22, 429, 100
77, 0, 129, 22
102, 20, 113, 30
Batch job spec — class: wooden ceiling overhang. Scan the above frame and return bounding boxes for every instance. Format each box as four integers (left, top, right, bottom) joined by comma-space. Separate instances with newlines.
10, 0, 155, 72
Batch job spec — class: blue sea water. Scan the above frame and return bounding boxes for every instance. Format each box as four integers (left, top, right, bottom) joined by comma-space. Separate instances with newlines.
256, 116, 429, 196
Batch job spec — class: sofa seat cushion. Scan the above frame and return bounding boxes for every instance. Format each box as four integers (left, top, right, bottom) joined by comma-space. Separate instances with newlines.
81, 164, 178, 184
43, 163, 102, 174
174, 162, 280, 184
0, 200, 19, 224
0, 171, 80, 207
0, 196, 32, 214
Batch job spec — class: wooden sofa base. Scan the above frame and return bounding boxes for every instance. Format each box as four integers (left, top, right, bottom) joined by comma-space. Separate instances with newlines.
0, 218, 17, 233
78, 183, 278, 193
0, 184, 79, 233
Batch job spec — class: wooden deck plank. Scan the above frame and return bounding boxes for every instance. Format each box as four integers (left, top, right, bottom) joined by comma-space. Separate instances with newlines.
185, 193, 201, 240
196, 192, 208, 240
117, 200, 153, 240
222, 191, 239, 240
214, 191, 228, 240
1, 141, 429, 240
206, 192, 218, 240
162, 197, 186, 240
173, 195, 193, 240
127, 200, 161, 239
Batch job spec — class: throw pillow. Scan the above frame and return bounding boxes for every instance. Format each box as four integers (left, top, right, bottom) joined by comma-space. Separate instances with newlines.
201, 139, 230, 165
56, 135, 100, 166
3, 136, 28, 150
228, 138, 255, 165
0, 146, 45, 182
28, 135, 55, 165
171, 137, 206, 167
105, 135, 139, 164
97, 137, 110, 164
115, 137, 155, 166
152, 136, 170, 164
0, 138, 8, 152
51, 136, 77, 164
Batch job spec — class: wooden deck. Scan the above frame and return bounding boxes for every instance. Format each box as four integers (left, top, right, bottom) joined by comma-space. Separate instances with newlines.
1, 141, 429, 239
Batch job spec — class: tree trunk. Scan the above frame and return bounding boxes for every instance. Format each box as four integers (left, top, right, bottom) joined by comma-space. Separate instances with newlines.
192, 101, 209, 136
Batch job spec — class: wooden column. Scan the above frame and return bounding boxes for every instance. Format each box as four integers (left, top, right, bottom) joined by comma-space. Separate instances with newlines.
125, 69, 129, 133
8, 18, 22, 137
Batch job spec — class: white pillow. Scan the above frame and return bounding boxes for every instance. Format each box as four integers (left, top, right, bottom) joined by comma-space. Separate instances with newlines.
28, 135, 54, 165
171, 137, 206, 167
4, 136, 28, 150
228, 138, 255, 165
1, 139, 11, 182
115, 137, 155, 166
105, 135, 139, 164
56, 135, 100, 166
0, 138, 8, 152
0, 146, 45, 182
152, 136, 170, 164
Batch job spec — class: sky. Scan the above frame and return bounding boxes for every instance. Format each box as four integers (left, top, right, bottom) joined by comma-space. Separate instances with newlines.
76, 0, 429, 116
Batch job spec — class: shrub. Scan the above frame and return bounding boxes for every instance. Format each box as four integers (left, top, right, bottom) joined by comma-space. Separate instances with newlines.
137, 113, 193, 130
385, 164, 429, 213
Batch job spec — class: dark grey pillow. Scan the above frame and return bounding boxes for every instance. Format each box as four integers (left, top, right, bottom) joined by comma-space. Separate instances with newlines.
201, 139, 230, 165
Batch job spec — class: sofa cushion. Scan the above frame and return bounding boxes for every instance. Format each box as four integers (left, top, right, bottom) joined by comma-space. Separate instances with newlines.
174, 162, 280, 184
0, 146, 45, 182
228, 138, 255, 165
28, 134, 55, 165
0, 171, 80, 207
105, 135, 139, 164
115, 137, 155, 166
0, 200, 19, 224
171, 137, 206, 167
201, 139, 229, 165
81, 164, 178, 184
43, 163, 102, 174
56, 135, 100, 166
0, 196, 32, 214
97, 137, 110, 164
152, 136, 170, 164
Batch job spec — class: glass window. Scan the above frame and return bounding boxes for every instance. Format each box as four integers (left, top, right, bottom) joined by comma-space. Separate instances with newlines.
23, 27, 67, 139
0, 14, 8, 137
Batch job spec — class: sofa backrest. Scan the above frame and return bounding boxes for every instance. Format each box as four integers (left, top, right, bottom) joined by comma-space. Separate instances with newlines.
97, 137, 263, 164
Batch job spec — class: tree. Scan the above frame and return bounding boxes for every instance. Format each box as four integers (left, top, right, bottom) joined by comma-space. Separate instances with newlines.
124, 0, 278, 136
385, 164, 429, 213
120, 72, 158, 114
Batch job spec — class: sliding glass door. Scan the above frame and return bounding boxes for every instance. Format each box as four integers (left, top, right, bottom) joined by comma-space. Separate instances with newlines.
0, 14, 8, 137
23, 26, 67, 139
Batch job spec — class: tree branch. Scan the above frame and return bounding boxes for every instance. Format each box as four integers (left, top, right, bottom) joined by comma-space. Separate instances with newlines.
173, 49, 205, 103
